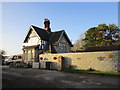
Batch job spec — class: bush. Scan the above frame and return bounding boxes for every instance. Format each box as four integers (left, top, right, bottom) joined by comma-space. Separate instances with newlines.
9, 62, 32, 68
87, 68, 96, 71
68, 65, 74, 70
61, 68, 120, 75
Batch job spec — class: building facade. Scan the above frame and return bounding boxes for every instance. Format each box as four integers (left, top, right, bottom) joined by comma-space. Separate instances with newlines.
22, 19, 73, 63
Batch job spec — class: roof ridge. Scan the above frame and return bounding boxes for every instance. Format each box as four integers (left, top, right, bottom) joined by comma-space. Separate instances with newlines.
53, 30, 64, 32
31, 25, 44, 30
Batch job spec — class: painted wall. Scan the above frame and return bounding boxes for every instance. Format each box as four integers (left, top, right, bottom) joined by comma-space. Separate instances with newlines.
23, 30, 41, 46
39, 50, 120, 72
23, 49, 35, 63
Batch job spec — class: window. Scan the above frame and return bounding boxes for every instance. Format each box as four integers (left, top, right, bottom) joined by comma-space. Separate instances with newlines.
59, 43, 66, 50
41, 45, 44, 49
31, 50, 33, 60
42, 41, 47, 44
39, 40, 47, 50
39, 46, 41, 49
28, 50, 33, 61
59, 43, 66, 47
39, 45, 44, 50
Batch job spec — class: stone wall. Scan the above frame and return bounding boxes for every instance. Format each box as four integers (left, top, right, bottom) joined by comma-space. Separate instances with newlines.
39, 50, 120, 72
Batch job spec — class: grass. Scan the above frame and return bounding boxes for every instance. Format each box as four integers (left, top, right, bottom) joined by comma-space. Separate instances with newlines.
61, 68, 120, 76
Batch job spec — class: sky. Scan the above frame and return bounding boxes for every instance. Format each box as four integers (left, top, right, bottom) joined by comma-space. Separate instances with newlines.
1, 1, 118, 55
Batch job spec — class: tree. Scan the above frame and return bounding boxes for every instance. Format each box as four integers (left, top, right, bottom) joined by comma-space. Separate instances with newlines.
0, 50, 6, 65
0, 50, 5, 55
82, 24, 120, 49
71, 33, 86, 51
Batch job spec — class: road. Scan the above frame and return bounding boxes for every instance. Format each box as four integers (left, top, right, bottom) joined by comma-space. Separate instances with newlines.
2, 66, 120, 89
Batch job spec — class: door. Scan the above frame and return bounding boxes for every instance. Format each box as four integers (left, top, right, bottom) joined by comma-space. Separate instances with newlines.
61, 58, 66, 69
46, 62, 51, 70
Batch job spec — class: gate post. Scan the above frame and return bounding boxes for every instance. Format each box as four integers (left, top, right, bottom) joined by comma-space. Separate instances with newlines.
57, 56, 64, 70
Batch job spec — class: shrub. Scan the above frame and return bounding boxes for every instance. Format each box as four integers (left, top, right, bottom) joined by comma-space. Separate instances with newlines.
87, 68, 96, 71
9, 62, 32, 68
68, 65, 74, 70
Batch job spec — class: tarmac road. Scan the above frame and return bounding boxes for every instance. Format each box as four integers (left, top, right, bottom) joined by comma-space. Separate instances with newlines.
2, 66, 120, 89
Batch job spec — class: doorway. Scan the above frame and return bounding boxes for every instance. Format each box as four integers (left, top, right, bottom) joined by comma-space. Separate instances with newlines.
61, 57, 66, 69
45, 62, 51, 70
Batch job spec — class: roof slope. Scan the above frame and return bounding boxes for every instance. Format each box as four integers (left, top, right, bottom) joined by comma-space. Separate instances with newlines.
42, 30, 64, 52
50, 30, 64, 44
32, 25, 52, 41
23, 25, 52, 43
49, 30, 72, 46
24, 25, 73, 49
42, 30, 73, 52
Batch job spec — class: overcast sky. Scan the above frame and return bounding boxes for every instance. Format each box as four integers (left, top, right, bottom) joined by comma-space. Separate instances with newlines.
1, 1, 119, 55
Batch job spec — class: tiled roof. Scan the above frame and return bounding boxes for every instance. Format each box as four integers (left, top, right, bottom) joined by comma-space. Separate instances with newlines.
42, 30, 64, 52
50, 30, 64, 44
32, 25, 52, 41
42, 30, 73, 52
23, 25, 73, 52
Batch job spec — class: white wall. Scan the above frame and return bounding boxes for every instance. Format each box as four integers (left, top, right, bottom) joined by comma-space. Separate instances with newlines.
23, 30, 41, 46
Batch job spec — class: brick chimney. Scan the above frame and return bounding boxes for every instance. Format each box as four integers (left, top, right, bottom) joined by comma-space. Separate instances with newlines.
44, 18, 51, 32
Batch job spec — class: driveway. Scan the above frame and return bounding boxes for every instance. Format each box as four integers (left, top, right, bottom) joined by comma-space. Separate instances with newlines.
2, 66, 120, 88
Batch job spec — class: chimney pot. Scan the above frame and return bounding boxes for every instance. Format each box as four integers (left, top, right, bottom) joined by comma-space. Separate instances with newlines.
44, 18, 51, 32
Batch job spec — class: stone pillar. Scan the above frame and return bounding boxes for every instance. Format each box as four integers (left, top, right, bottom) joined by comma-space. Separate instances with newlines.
57, 56, 64, 70
32, 61, 40, 69
23, 50, 25, 62
25, 50, 28, 63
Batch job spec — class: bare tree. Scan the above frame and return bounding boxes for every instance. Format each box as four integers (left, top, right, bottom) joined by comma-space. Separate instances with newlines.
72, 33, 86, 52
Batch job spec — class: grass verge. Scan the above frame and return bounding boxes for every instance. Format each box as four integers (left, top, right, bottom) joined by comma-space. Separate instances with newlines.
61, 68, 120, 76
